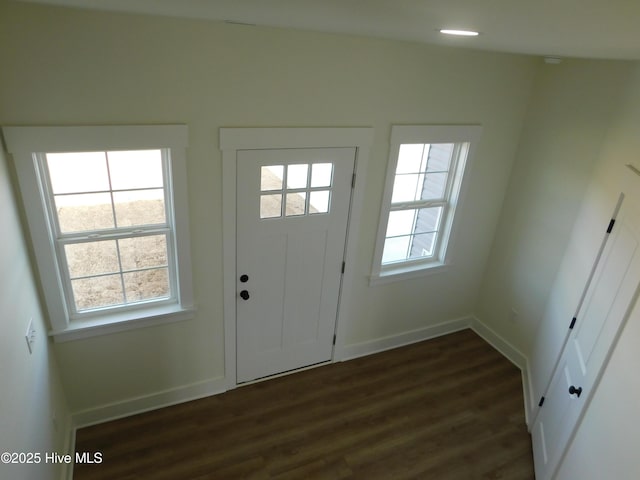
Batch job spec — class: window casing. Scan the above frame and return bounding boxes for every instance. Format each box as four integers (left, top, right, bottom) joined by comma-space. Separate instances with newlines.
371, 125, 482, 284
4, 126, 195, 341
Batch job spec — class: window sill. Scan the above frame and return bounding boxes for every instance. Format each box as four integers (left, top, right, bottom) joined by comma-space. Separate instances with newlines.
50, 304, 197, 342
369, 262, 449, 286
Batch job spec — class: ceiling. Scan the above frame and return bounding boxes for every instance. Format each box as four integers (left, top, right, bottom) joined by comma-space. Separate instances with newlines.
14, 0, 640, 60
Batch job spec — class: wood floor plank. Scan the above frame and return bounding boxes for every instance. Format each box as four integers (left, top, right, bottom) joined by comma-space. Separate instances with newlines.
74, 329, 534, 479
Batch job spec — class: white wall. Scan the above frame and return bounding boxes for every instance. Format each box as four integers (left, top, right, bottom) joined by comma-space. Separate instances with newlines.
553, 62, 640, 480
0, 1, 537, 416
0, 145, 71, 478
476, 59, 634, 359
3, 8, 639, 478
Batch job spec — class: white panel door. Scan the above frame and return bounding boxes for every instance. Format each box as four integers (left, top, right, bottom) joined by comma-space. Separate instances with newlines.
532, 185, 640, 480
236, 148, 355, 383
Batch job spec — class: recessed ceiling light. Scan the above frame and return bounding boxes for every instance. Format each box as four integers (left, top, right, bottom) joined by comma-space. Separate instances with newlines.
439, 29, 480, 37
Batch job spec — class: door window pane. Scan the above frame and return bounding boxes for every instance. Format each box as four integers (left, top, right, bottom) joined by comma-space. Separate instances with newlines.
286, 192, 307, 216
309, 191, 330, 214
260, 194, 282, 219
261, 165, 284, 191
287, 164, 309, 189
311, 163, 333, 188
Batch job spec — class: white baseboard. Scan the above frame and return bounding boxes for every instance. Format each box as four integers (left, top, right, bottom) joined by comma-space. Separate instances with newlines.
339, 316, 473, 361
60, 414, 75, 480
469, 317, 527, 369
469, 316, 532, 427
68, 318, 532, 443
522, 364, 534, 429
71, 377, 227, 429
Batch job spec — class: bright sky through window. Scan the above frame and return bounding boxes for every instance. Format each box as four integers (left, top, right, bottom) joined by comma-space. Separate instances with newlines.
46, 150, 163, 204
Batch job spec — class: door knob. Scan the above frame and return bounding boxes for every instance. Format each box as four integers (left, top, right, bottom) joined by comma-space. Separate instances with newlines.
240, 274, 249, 283
239, 290, 250, 300
569, 385, 583, 397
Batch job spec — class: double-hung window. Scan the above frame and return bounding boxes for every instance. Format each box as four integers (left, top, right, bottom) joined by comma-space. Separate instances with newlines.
371, 125, 481, 284
4, 126, 195, 341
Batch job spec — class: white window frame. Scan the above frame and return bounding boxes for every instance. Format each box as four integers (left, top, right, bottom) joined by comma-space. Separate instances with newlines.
4, 125, 195, 341
371, 125, 482, 285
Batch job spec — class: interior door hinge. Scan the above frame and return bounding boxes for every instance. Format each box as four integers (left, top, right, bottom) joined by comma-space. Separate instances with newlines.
607, 218, 616, 233
333, 334, 337, 345
538, 396, 545, 407
569, 317, 577, 329
351, 173, 356, 189
341, 261, 346, 274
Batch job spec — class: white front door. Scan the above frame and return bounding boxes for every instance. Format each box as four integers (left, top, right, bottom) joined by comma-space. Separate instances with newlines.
235, 147, 355, 383
532, 175, 640, 479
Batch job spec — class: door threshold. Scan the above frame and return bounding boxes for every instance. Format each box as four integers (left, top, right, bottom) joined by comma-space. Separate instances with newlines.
237, 359, 333, 387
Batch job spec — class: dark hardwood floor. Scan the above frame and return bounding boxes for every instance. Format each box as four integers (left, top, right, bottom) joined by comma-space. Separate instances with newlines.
74, 329, 534, 479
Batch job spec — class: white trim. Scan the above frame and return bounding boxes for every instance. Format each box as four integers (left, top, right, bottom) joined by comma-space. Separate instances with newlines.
469, 317, 527, 369
60, 414, 75, 480
51, 306, 196, 342
469, 316, 532, 426
3, 125, 188, 153
370, 125, 482, 284
220, 127, 374, 388
220, 127, 373, 150
169, 141, 196, 312
338, 316, 473, 361
221, 146, 238, 391
387, 125, 483, 144
369, 262, 450, 286
523, 362, 535, 428
332, 142, 372, 361
2, 125, 195, 338
71, 377, 227, 428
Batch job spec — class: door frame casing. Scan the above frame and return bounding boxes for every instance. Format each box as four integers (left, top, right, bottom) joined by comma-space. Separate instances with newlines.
220, 127, 374, 389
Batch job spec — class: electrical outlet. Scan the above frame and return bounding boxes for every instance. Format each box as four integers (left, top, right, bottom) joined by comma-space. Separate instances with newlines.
25, 318, 36, 354
509, 308, 519, 323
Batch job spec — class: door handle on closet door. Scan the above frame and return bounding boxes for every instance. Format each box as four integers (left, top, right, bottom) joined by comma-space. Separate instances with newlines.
239, 290, 250, 300
568, 385, 583, 397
